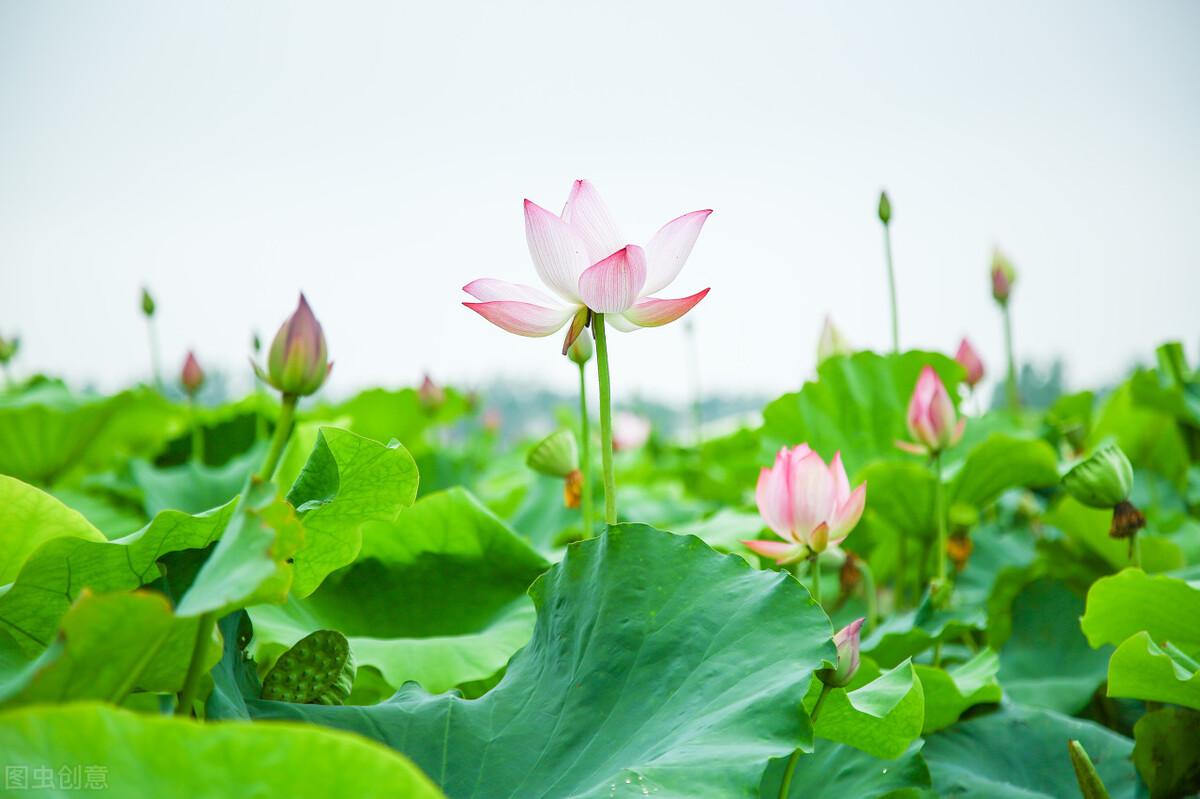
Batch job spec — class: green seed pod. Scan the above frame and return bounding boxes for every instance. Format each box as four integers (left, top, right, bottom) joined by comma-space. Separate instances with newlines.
526, 430, 579, 478
141, 287, 156, 318
261, 630, 356, 705
567, 332, 593, 365
1062, 444, 1134, 509
877, 191, 892, 225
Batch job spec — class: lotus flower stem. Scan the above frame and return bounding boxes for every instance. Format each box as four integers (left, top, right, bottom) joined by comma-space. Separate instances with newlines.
778, 683, 834, 798
896, 530, 909, 609
934, 452, 947, 586
883, 226, 899, 354
258, 394, 298, 482
809, 554, 822, 606
859, 559, 878, 631
1003, 303, 1019, 411
577, 361, 594, 537
175, 611, 217, 716
190, 400, 204, 465
593, 314, 617, 524
146, 318, 163, 391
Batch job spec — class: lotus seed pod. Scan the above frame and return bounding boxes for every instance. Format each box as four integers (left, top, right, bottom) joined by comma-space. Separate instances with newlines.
1062, 444, 1134, 509
877, 191, 892, 225
567, 332, 593, 365
526, 429, 579, 478
141, 287, 156, 317
261, 629, 356, 705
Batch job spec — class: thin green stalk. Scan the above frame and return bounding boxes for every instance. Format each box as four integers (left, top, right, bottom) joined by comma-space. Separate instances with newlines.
896, 528, 908, 609
258, 394, 298, 481
859, 559, 878, 632
1003, 302, 1019, 411
175, 611, 217, 716
810, 554, 822, 606
934, 452, 947, 585
882, 223, 899, 354
593, 314, 617, 525
1129, 534, 1141, 569
147, 318, 163, 391
577, 361, 594, 537
190, 399, 204, 465
779, 684, 834, 799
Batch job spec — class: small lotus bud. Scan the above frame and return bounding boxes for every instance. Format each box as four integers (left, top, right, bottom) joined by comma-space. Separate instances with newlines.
568, 332, 593, 365
251, 332, 261, 354
1068, 740, 1110, 799
877, 191, 892, 225
261, 629, 356, 705
1062, 444, 1134, 510
419, 374, 445, 410
817, 618, 864, 688
563, 469, 584, 509
0, 334, 18, 365
990, 249, 1016, 305
954, 338, 985, 388
141, 287, 156, 318
262, 294, 331, 397
526, 430, 579, 478
900, 366, 965, 455
180, 351, 204, 396
817, 316, 851, 364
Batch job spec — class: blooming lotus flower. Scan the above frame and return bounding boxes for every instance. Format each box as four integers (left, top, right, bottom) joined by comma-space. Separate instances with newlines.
463, 180, 711, 353
897, 366, 965, 456
256, 294, 332, 397
817, 618, 864, 688
817, 316, 851, 364
954, 337, 985, 387
612, 412, 651, 452
743, 445, 867, 563
180, 351, 204, 396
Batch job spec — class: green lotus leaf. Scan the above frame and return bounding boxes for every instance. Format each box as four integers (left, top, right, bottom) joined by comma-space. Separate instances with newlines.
0, 475, 104, 585
809, 657, 925, 759
1079, 568, 1200, 651
760, 740, 932, 799
1132, 706, 1200, 799
916, 648, 1001, 733
1106, 631, 1200, 710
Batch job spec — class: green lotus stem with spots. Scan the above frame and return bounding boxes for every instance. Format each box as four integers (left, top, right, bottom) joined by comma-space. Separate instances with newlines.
883, 223, 899, 354
593, 314, 617, 525
577, 360, 594, 537
779, 683, 834, 798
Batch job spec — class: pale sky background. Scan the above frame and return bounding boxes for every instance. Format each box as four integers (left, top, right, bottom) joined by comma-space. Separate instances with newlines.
2, 1, 1198, 403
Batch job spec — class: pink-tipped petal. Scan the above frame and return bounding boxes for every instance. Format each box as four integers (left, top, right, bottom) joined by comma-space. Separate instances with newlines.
525, 199, 590, 303
829, 451, 851, 508
644, 209, 712, 295
950, 417, 967, 448
464, 278, 560, 305
789, 448, 835, 542
621, 288, 711, 328
463, 301, 575, 337
755, 462, 794, 539
561, 179, 625, 265
829, 482, 867, 543
577, 245, 647, 313
895, 439, 928, 456
742, 539, 805, 564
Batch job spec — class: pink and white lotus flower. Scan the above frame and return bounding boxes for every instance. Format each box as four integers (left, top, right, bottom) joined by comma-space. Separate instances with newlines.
897, 366, 965, 456
743, 444, 867, 563
463, 180, 711, 352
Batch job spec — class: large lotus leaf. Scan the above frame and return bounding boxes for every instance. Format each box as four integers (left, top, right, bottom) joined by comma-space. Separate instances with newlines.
862, 590, 986, 668
1106, 631, 1200, 710
916, 648, 1002, 733
0, 702, 444, 798
0, 381, 184, 485
759, 740, 933, 799
954, 523, 1038, 648
214, 525, 837, 799
0, 501, 236, 657
284, 426, 420, 596
946, 433, 1059, 508
761, 351, 964, 474
809, 658, 925, 759
923, 703, 1139, 798
997, 579, 1110, 714
1045, 498, 1184, 574
853, 461, 936, 552
249, 487, 548, 694
1133, 706, 1200, 799
1091, 380, 1189, 485
49, 487, 145, 538
1080, 569, 1200, 652
0, 476, 104, 585
0, 591, 217, 708
128, 444, 264, 516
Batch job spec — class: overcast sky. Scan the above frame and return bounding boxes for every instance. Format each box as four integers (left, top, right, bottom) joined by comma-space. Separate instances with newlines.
2, 1, 1198, 403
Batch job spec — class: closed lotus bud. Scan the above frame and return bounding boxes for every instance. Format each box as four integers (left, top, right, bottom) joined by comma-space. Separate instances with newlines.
817, 316, 851, 364
141, 287, 156, 318
817, 618, 864, 688
567, 332, 593, 365
419, 374, 445, 410
877, 191, 892, 225
954, 337, 985, 388
899, 366, 965, 455
0, 334, 18, 365
263, 294, 331, 397
990, 249, 1016, 305
526, 430, 579, 478
251, 332, 261, 354
180, 351, 204, 396
1063, 444, 1134, 509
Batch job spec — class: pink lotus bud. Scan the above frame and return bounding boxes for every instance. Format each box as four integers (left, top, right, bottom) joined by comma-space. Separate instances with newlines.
180, 351, 204, 396
743, 445, 867, 563
900, 366, 965, 455
991, 249, 1016, 305
954, 338, 985, 388
419, 374, 445, 410
612, 412, 651, 452
483, 409, 502, 432
263, 294, 331, 397
817, 618, 864, 688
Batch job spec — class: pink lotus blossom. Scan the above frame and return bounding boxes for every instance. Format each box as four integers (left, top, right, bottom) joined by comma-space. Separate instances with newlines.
955, 338, 985, 387
817, 618, 865, 688
743, 445, 867, 563
613, 412, 652, 452
897, 366, 965, 456
463, 180, 711, 352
